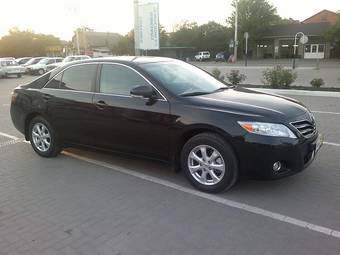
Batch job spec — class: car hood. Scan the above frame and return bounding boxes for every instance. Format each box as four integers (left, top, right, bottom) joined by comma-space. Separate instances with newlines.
186, 87, 309, 121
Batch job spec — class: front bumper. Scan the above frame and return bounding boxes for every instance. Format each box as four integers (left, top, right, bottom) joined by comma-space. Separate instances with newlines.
235, 132, 323, 179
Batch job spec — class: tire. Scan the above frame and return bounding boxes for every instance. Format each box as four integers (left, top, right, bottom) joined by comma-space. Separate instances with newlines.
17, 74, 22, 78
181, 132, 238, 193
28, 116, 61, 157
38, 69, 45, 75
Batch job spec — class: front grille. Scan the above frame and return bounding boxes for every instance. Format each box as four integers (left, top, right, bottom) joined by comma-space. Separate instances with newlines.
291, 120, 316, 138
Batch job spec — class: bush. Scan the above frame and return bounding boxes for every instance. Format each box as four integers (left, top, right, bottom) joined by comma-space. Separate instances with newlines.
226, 70, 246, 85
310, 78, 324, 88
262, 65, 297, 88
211, 68, 224, 81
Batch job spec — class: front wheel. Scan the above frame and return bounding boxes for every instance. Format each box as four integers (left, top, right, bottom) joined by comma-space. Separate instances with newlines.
29, 116, 61, 157
181, 133, 238, 193
17, 74, 22, 78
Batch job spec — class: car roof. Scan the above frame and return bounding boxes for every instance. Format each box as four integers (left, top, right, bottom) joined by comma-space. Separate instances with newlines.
61, 56, 179, 68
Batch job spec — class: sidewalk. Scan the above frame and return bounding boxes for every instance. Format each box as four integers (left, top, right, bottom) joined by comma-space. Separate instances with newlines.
194, 59, 340, 88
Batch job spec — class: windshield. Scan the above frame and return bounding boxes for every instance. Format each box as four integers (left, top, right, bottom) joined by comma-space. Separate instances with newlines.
140, 61, 227, 96
63, 56, 76, 62
26, 58, 42, 65
38, 58, 49, 64
1, 60, 19, 67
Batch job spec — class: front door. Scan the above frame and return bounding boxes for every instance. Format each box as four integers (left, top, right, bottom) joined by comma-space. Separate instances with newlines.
93, 63, 172, 160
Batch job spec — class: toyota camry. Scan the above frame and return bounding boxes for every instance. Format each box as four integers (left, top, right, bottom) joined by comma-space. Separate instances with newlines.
10, 57, 323, 193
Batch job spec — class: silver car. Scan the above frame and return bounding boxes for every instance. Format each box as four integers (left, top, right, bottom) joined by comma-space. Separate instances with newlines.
0, 59, 25, 78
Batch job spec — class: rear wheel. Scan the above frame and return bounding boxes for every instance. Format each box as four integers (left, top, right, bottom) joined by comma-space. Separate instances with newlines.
28, 116, 61, 157
17, 74, 22, 78
38, 69, 45, 75
181, 132, 238, 193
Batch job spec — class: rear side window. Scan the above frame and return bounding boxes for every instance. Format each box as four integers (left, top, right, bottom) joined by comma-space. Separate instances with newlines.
24, 73, 51, 89
60, 64, 97, 92
45, 73, 62, 89
99, 64, 148, 95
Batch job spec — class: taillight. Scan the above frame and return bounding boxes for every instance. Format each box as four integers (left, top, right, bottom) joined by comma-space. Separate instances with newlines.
11, 92, 18, 104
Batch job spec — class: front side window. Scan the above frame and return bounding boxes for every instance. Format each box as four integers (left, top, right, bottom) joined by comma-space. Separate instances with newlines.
99, 64, 148, 95
60, 64, 97, 92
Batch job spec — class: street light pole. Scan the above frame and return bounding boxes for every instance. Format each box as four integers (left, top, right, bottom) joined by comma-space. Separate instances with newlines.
233, 0, 238, 62
292, 32, 306, 69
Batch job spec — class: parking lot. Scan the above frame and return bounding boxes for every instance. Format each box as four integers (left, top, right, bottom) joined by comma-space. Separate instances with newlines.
0, 76, 340, 254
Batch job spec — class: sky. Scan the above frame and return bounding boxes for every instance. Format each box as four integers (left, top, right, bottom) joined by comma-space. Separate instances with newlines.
0, 0, 339, 40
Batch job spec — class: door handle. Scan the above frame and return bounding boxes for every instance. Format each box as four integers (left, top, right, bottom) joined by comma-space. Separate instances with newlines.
95, 100, 107, 109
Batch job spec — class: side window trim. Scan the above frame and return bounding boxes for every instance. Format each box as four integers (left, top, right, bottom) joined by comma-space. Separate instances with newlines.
97, 63, 167, 101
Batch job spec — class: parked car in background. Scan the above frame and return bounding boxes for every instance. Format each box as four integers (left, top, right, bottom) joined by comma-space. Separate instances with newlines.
16, 57, 32, 65
23, 57, 45, 69
46, 55, 91, 72
215, 52, 230, 62
10, 57, 322, 193
26, 57, 63, 75
194, 51, 211, 61
0, 59, 25, 78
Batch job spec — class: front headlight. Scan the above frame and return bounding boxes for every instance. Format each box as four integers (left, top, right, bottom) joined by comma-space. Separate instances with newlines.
238, 121, 297, 138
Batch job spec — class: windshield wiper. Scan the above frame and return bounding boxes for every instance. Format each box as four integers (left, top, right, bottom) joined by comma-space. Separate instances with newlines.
180, 91, 212, 97
212, 86, 229, 93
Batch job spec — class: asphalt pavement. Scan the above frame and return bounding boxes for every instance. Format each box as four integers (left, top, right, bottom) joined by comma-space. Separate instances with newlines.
0, 75, 340, 255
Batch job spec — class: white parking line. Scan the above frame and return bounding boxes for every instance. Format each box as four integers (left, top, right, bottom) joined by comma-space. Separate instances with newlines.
0, 130, 339, 238
312, 111, 340, 115
0, 132, 19, 140
64, 151, 340, 239
324, 142, 340, 147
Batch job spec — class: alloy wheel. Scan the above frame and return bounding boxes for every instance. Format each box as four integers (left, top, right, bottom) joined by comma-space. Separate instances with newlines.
187, 145, 226, 186
32, 123, 51, 152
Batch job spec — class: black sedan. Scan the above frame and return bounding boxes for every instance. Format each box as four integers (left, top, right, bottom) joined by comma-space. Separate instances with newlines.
10, 57, 323, 193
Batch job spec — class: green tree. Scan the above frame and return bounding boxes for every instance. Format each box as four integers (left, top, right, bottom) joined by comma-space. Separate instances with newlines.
0, 28, 62, 57
324, 15, 340, 55
111, 30, 135, 55
227, 0, 281, 56
170, 21, 232, 55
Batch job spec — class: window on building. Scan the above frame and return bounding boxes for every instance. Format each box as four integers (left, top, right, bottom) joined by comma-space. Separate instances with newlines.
318, 44, 325, 53
305, 45, 311, 53
99, 64, 149, 96
312, 45, 317, 53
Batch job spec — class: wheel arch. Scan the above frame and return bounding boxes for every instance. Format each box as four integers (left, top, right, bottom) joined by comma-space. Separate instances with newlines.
173, 124, 238, 172
24, 112, 48, 140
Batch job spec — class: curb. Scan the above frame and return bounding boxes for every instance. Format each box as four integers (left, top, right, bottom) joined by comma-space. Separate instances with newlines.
249, 88, 340, 98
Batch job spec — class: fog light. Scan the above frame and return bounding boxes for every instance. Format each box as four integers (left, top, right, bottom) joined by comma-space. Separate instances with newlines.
273, 161, 282, 172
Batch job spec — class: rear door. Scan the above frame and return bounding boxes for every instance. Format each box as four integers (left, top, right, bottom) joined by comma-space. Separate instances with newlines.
41, 64, 98, 145
93, 63, 171, 160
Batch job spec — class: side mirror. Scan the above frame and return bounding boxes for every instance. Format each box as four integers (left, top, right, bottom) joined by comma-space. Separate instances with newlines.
130, 85, 156, 99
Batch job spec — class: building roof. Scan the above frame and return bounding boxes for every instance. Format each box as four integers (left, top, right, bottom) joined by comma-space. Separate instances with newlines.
83, 32, 122, 47
73, 31, 123, 49
263, 22, 332, 38
302, 9, 338, 24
